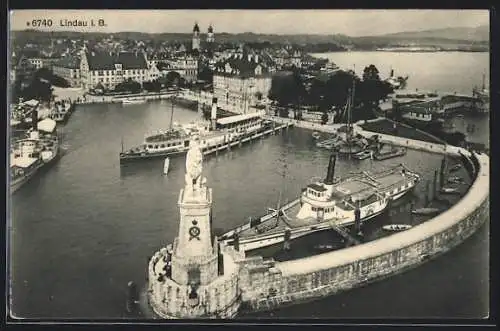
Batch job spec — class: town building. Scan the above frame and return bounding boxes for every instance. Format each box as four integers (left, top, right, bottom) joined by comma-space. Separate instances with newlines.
79, 50, 149, 91
52, 57, 81, 87
213, 53, 272, 113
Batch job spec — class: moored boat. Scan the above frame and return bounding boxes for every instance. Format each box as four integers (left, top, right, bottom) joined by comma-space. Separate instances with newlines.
411, 207, 441, 216
120, 98, 266, 162
374, 146, 406, 161
221, 153, 420, 252
122, 97, 147, 105
382, 224, 413, 232
10, 117, 59, 194
449, 163, 462, 172
163, 158, 170, 175
440, 187, 460, 195
353, 150, 373, 160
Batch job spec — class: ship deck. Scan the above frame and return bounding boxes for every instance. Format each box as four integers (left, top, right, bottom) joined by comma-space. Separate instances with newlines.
236, 167, 417, 241
238, 203, 313, 239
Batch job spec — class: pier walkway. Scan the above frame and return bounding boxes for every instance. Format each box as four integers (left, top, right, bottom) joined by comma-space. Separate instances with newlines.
203, 122, 293, 158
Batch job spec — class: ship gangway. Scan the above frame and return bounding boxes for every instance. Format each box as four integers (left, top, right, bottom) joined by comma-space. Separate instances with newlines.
328, 218, 361, 246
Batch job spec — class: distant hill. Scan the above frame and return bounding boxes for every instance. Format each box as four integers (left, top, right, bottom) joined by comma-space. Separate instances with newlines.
362, 25, 489, 42
11, 25, 489, 51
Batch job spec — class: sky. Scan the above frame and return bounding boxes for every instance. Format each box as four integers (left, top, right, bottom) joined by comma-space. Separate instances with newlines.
10, 10, 489, 36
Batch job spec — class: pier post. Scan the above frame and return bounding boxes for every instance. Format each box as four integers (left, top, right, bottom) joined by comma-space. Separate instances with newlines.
440, 158, 446, 188
424, 180, 430, 206
353, 208, 362, 236
126, 281, 139, 313
433, 170, 438, 197
234, 233, 240, 251
283, 229, 291, 251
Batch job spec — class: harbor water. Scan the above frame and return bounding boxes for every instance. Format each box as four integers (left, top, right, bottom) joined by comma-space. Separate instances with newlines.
9, 52, 489, 319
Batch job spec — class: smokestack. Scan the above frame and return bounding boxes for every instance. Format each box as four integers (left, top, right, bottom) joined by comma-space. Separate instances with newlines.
31, 108, 38, 130
324, 153, 336, 185
211, 97, 218, 130
390, 69, 394, 77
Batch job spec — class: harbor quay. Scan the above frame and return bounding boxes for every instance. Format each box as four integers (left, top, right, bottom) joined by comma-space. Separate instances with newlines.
139, 123, 489, 318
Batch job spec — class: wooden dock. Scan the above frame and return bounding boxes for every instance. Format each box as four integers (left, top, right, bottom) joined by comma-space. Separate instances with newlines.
203, 122, 293, 157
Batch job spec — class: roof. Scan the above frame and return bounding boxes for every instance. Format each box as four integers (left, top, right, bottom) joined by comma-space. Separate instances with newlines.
307, 183, 327, 192
12, 157, 38, 168
37, 118, 57, 133
54, 56, 80, 69
216, 112, 262, 126
85, 51, 148, 71
23, 99, 39, 107
214, 57, 269, 78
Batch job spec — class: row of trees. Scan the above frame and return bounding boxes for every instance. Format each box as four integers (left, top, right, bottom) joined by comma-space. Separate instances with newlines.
268, 65, 394, 123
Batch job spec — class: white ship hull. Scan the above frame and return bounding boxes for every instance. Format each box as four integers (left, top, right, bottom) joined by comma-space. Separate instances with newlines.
224, 180, 416, 253
237, 209, 385, 252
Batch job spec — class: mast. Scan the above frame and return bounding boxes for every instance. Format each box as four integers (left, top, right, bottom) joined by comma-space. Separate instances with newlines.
169, 93, 175, 130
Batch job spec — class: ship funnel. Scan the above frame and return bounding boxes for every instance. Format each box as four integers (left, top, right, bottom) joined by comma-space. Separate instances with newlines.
324, 153, 337, 185
390, 68, 394, 77
31, 108, 38, 130
211, 97, 218, 130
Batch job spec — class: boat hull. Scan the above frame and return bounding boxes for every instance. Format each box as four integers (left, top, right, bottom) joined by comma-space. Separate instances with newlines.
222, 177, 417, 253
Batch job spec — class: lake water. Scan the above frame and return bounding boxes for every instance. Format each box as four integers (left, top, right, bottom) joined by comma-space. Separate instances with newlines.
9, 52, 489, 320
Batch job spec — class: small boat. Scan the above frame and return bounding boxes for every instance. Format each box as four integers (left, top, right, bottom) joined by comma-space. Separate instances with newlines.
374, 147, 406, 161
314, 244, 336, 251
440, 187, 461, 195
411, 207, 441, 216
382, 224, 413, 232
122, 97, 146, 105
447, 176, 464, 184
449, 164, 462, 172
163, 158, 170, 175
353, 150, 373, 160
312, 131, 321, 140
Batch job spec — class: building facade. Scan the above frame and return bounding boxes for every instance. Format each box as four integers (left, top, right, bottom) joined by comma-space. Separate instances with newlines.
79, 50, 149, 91
213, 54, 272, 113
52, 57, 81, 87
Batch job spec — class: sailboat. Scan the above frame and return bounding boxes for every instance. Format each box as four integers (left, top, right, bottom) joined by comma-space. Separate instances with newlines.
336, 79, 365, 155
163, 157, 170, 175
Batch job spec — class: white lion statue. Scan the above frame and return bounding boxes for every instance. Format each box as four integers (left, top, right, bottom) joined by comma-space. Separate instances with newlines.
185, 135, 203, 187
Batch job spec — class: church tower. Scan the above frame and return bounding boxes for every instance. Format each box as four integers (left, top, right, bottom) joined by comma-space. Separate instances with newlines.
207, 24, 215, 43
192, 22, 201, 51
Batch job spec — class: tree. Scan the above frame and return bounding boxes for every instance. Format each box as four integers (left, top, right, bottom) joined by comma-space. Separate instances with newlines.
362, 64, 380, 81
166, 71, 181, 87
268, 71, 307, 119
114, 78, 141, 94
198, 66, 213, 84
321, 111, 329, 124
358, 64, 394, 110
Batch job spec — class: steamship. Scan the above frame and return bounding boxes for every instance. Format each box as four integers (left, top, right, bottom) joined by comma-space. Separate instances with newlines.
221, 154, 420, 252
119, 98, 266, 162
10, 110, 59, 194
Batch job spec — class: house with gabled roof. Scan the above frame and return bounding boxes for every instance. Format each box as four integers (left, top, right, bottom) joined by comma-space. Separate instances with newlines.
52, 56, 81, 87
212, 52, 272, 114
79, 50, 149, 91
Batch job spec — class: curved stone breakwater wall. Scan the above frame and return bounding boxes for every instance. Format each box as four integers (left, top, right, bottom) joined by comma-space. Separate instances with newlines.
238, 150, 489, 314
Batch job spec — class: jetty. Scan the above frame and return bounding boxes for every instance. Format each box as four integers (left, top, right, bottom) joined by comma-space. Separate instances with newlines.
202, 122, 292, 157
